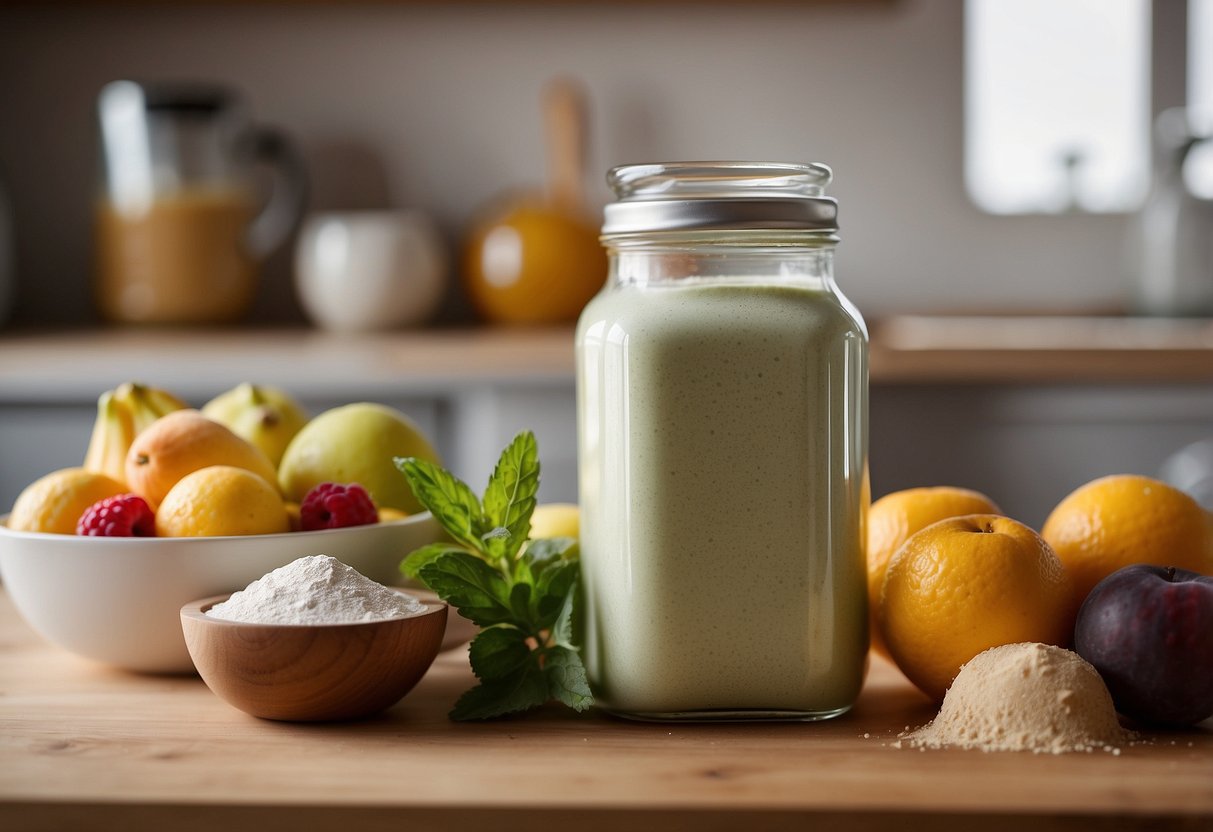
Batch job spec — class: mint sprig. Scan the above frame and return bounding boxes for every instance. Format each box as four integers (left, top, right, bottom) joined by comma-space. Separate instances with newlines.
395, 432, 592, 720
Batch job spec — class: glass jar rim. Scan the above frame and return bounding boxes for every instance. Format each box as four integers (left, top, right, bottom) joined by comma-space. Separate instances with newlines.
602, 161, 838, 237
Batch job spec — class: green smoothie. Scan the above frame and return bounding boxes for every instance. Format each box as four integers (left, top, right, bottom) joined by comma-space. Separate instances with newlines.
575, 279, 868, 719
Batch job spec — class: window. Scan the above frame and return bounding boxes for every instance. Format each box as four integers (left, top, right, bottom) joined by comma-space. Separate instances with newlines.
965, 0, 1151, 214
1186, 0, 1213, 198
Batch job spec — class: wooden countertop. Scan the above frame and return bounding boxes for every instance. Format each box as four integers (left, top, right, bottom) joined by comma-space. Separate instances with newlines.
1, 593, 1210, 832
0, 315, 1210, 402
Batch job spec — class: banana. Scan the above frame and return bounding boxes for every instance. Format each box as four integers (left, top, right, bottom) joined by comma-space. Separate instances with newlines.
117, 382, 189, 435
82, 383, 188, 485
82, 390, 136, 484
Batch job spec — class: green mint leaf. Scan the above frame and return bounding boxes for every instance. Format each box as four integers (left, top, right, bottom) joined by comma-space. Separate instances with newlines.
399, 543, 472, 581
535, 559, 578, 630
450, 659, 549, 721
550, 575, 578, 648
480, 526, 510, 545
468, 626, 532, 681
511, 555, 535, 588
524, 536, 578, 570
419, 552, 514, 627
543, 646, 593, 712
480, 432, 540, 562
395, 457, 485, 552
509, 582, 534, 626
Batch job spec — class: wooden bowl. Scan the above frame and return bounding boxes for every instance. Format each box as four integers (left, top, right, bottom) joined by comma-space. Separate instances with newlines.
181, 594, 447, 722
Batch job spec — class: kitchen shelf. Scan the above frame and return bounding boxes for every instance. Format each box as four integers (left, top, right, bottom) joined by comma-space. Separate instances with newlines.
0, 315, 1210, 402
1, 592, 1210, 831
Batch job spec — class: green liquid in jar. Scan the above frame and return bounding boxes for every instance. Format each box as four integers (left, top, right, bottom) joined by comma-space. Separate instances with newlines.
575, 280, 868, 720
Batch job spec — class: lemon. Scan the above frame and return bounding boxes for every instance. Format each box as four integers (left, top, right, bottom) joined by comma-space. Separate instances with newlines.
8, 468, 128, 534
285, 501, 303, 532
529, 503, 579, 539
1042, 474, 1213, 614
866, 486, 1001, 657
377, 507, 408, 523
155, 465, 290, 537
878, 514, 1071, 702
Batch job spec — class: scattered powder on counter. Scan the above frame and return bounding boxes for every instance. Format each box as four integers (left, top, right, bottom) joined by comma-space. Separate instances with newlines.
206, 555, 424, 625
902, 642, 1131, 755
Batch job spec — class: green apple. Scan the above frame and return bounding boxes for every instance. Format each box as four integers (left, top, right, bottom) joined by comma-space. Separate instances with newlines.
278, 402, 440, 513
201, 383, 309, 468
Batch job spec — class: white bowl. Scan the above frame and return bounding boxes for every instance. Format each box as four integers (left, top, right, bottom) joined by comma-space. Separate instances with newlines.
0, 513, 441, 673
294, 210, 449, 332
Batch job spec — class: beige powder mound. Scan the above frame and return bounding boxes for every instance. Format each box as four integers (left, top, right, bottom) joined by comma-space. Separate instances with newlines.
905, 642, 1129, 755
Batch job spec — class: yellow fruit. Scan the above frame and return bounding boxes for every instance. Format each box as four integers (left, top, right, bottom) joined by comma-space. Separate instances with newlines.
155, 465, 290, 537
463, 200, 607, 325
126, 410, 279, 509
201, 383, 308, 468
285, 501, 302, 532
1042, 474, 1213, 614
278, 402, 440, 513
82, 390, 135, 484
879, 514, 1071, 702
377, 507, 408, 523
82, 383, 188, 485
116, 382, 189, 435
529, 503, 580, 539
866, 486, 1001, 657
8, 468, 128, 535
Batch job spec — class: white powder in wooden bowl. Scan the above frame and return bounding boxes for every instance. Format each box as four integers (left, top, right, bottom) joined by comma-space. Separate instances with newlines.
206, 555, 424, 625
903, 642, 1129, 755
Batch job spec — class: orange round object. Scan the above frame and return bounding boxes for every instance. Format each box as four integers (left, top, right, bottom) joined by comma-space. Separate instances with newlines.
1041, 474, 1213, 615
866, 486, 1002, 658
463, 199, 606, 325
878, 514, 1072, 702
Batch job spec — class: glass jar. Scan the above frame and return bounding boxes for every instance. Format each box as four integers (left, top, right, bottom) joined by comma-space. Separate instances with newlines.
575, 162, 869, 721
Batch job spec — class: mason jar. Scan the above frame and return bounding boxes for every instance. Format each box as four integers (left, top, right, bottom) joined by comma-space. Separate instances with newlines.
575, 162, 869, 721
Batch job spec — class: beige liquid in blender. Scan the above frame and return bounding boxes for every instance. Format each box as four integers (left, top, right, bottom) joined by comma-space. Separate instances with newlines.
95, 187, 258, 324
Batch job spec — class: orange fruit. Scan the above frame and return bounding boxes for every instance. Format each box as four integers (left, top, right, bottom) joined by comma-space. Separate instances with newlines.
879, 514, 1071, 702
866, 487, 1001, 657
126, 410, 279, 509
1041, 474, 1213, 614
155, 465, 289, 537
8, 468, 128, 535
463, 200, 607, 325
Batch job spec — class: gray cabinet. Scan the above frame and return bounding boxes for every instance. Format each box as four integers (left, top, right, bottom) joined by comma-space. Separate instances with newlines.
4, 380, 1210, 527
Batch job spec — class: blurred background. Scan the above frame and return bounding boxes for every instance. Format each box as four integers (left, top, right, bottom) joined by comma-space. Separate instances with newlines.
0, 0, 1210, 524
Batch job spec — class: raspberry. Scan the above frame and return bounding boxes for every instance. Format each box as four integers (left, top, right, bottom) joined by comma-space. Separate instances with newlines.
76, 494, 156, 537
300, 482, 378, 531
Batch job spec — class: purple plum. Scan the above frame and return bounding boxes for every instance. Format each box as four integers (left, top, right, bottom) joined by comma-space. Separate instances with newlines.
1074, 564, 1213, 727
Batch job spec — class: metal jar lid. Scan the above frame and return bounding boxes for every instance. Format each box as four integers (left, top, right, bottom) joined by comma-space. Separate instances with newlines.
602, 161, 838, 236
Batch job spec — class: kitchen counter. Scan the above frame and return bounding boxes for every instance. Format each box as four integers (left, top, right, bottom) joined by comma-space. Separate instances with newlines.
1, 592, 1211, 832
0, 314, 1211, 401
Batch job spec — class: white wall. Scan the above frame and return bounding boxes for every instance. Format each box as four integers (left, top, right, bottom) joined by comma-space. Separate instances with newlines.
0, 1, 1157, 325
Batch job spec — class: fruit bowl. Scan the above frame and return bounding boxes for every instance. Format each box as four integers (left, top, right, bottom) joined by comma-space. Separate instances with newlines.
0, 512, 441, 673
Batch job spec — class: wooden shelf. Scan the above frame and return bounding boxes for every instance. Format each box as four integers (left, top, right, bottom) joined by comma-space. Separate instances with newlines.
0, 316, 1210, 404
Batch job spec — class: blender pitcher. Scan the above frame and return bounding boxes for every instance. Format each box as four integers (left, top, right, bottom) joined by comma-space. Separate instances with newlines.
95, 80, 306, 324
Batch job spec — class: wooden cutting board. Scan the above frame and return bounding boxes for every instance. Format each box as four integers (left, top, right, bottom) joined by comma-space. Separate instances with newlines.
0, 591, 1209, 832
